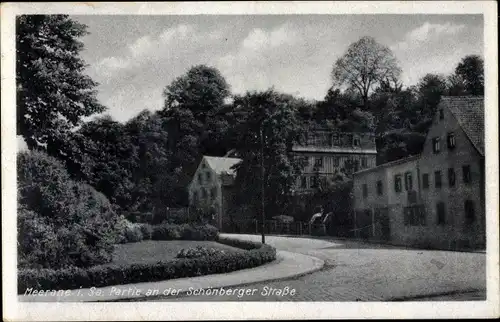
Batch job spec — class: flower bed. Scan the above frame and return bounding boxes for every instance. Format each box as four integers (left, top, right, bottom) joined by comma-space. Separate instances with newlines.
18, 237, 276, 294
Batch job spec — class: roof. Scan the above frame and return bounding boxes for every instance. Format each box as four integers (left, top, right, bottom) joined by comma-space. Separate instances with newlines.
203, 156, 242, 176
353, 154, 420, 176
441, 96, 484, 156
292, 146, 377, 154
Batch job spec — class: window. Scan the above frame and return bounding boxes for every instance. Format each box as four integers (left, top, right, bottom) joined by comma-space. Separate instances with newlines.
394, 175, 402, 193
310, 176, 318, 188
447, 132, 456, 149
361, 157, 368, 168
462, 165, 471, 183
192, 190, 199, 205
377, 180, 383, 196
464, 200, 475, 224
333, 157, 339, 167
353, 160, 360, 172
206, 171, 211, 182
210, 187, 217, 200
439, 109, 444, 120
436, 202, 446, 225
353, 136, 360, 146
432, 137, 441, 153
332, 133, 340, 145
201, 188, 207, 199
362, 184, 368, 198
347, 134, 354, 145
448, 168, 456, 187
422, 173, 429, 189
404, 205, 426, 226
198, 173, 203, 185
300, 176, 307, 189
315, 157, 323, 167
404, 172, 413, 191
435, 171, 442, 188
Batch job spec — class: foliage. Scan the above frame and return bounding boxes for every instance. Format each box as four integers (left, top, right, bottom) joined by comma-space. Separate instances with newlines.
151, 223, 219, 241
18, 238, 276, 293
331, 36, 402, 109
17, 151, 122, 268
176, 246, 227, 259
230, 89, 308, 218
449, 55, 484, 96
160, 65, 232, 204
16, 15, 105, 162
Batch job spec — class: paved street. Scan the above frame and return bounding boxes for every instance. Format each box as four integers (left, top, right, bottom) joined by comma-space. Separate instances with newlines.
159, 234, 486, 302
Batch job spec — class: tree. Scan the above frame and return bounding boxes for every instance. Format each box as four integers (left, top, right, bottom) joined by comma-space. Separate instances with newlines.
77, 115, 137, 210
16, 15, 105, 157
451, 55, 484, 96
331, 36, 401, 110
315, 87, 374, 132
231, 89, 307, 218
160, 65, 232, 205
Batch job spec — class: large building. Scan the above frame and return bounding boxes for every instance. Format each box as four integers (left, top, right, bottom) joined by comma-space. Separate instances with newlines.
292, 129, 377, 193
353, 97, 485, 250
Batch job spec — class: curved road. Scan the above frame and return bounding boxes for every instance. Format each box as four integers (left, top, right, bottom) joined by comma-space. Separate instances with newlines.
160, 234, 486, 301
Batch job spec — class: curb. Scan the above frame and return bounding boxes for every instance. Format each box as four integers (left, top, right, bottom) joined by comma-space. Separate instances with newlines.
18, 250, 325, 302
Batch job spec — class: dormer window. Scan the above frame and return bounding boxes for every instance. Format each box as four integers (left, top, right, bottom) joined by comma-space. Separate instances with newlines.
439, 109, 444, 120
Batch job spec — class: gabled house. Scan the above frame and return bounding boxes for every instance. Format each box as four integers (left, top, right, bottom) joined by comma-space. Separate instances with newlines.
188, 155, 241, 229
353, 96, 485, 250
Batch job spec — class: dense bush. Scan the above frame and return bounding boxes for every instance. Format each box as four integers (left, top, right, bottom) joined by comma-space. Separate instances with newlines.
151, 223, 218, 241
17, 151, 122, 269
176, 246, 226, 259
18, 237, 276, 293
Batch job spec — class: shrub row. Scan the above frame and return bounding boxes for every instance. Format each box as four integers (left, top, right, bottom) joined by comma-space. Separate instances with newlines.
118, 222, 219, 244
176, 246, 227, 259
18, 238, 276, 294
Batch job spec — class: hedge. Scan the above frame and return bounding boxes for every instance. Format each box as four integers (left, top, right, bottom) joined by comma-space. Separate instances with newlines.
18, 237, 276, 294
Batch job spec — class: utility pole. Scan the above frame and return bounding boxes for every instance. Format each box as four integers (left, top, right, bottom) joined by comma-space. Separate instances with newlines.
260, 124, 266, 244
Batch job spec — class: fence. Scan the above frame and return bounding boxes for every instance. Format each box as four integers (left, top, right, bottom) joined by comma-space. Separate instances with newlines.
222, 219, 355, 237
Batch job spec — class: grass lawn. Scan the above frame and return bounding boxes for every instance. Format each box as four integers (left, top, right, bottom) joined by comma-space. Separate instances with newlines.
109, 240, 245, 266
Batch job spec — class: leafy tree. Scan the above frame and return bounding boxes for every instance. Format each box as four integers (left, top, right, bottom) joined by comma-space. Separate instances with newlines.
231, 89, 307, 218
124, 110, 172, 212
16, 15, 105, 158
331, 36, 401, 110
315, 88, 374, 132
77, 115, 137, 210
450, 55, 484, 96
160, 65, 232, 204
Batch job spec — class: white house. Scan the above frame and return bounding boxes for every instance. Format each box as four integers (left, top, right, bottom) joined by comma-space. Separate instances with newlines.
188, 155, 242, 229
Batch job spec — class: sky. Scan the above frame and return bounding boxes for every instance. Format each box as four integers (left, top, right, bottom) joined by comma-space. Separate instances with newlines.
73, 14, 484, 123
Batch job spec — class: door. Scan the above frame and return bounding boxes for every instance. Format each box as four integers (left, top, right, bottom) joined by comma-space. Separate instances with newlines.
375, 207, 391, 241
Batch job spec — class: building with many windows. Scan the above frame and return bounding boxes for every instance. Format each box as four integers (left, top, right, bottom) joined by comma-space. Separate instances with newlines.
292, 128, 377, 193
353, 97, 485, 250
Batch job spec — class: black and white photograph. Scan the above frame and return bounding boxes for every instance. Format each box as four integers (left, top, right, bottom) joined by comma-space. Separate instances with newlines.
2, 1, 498, 321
